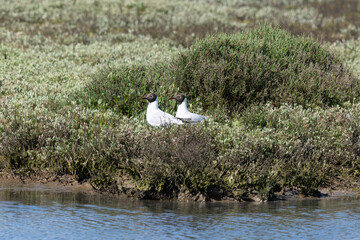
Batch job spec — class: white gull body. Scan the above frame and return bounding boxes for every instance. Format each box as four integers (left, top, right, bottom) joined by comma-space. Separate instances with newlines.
173, 96, 208, 123
145, 95, 183, 127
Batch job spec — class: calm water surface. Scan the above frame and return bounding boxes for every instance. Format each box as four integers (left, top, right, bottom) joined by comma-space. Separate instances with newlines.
0, 184, 359, 240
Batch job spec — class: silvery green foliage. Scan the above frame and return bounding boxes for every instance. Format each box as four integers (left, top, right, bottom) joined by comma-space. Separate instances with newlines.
0, 0, 359, 46
331, 38, 360, 78
0, 0, 359, 199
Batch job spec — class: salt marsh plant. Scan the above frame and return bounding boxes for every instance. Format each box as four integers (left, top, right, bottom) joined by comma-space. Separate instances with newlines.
172, 25, 359, 112
1, 0, 359, 48
1, 0, 360, 201
85, 26, 360, 117
82, 63, 179, 117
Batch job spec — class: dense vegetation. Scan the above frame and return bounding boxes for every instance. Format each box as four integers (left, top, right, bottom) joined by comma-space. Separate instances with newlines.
0, 0, 359, 201
173, 27, 358, 111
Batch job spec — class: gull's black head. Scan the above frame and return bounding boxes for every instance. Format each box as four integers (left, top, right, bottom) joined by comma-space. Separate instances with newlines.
169, 94, 185, 104
142, 93, 157, 103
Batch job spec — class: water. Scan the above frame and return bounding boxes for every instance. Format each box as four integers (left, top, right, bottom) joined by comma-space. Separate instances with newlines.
0, 184, 359, 240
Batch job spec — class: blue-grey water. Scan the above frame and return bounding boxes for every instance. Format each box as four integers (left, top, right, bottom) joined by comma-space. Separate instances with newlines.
0, 184, 359, 240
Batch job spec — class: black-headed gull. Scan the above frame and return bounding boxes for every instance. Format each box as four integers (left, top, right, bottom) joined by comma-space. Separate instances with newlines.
170, 94, 209, 123
142, 93, 183, 127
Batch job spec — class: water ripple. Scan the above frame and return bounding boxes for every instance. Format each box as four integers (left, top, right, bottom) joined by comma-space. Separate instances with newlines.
0, 189, 359, 240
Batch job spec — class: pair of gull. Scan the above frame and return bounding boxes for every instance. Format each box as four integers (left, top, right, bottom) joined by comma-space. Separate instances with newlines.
142, 93, 208, 127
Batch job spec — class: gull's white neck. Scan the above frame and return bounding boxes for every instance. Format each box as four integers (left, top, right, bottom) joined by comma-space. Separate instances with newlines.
147, 97, 159, 112
176, 98, 189, 115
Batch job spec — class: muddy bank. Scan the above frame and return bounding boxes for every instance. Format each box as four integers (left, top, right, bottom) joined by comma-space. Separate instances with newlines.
0, 171, 96, 196
1, 171, 358, 202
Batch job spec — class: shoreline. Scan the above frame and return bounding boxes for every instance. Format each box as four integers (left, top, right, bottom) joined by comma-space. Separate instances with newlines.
1, 171, 358, 202
0, 171, 97, 196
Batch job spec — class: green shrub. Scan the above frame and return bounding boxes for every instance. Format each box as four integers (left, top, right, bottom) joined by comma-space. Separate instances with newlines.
122, 125, 225, 199
82, 64, 180, 117
83, 65, 151, 116
84, 25, 359, 117
1, 102, 359, 200
2, 6, 360, 200
171, 25, 359, 112
0, 105, 132, 185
